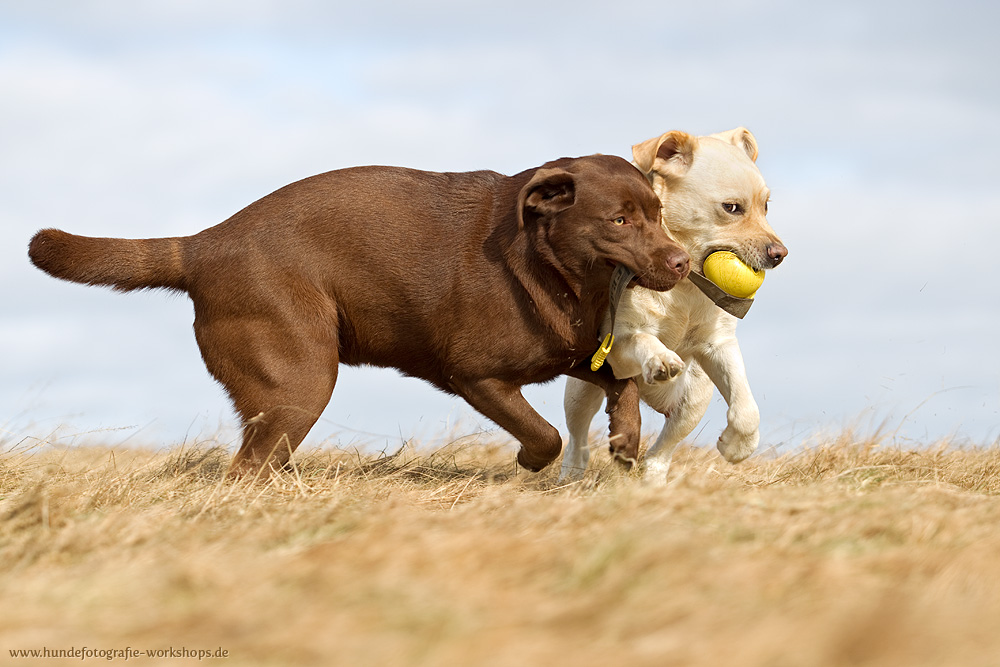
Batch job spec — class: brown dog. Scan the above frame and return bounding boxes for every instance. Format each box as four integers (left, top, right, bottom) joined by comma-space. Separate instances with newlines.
28, 155, 689, 475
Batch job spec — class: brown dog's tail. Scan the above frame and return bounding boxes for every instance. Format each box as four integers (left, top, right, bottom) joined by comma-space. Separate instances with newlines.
28, 228, 189, 293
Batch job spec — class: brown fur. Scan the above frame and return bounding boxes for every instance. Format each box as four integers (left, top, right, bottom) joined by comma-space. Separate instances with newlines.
29, 155, 689, 476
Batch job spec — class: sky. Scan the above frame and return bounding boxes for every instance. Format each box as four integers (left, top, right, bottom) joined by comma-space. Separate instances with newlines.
3, 0, 999, 458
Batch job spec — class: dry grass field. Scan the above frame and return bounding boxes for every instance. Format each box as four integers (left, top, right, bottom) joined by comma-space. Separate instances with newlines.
3, 431, 1000, 666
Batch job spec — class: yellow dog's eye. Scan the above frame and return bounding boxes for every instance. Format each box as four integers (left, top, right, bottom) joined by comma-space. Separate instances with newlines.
722, 203, 743, 215
613, 216, 626, 225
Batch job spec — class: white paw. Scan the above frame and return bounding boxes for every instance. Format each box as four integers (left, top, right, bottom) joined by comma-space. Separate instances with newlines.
717, 425, 759, 463
640, 457, 671, 486
641, 349, 685, 384
558, 448, 590, 483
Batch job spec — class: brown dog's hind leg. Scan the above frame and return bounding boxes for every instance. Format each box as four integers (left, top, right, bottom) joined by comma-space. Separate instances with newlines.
193, 299, 340, 479
453, 378, 563, 472
230, 394, 333, 478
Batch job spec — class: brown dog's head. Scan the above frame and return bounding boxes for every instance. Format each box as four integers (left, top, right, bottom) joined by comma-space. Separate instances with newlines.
632, 128, 787, 275
516, 155, 689, 292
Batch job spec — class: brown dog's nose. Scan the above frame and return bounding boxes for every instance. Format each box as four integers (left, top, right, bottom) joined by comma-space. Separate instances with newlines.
669, 250, 691, 277
766, 243, 787, 267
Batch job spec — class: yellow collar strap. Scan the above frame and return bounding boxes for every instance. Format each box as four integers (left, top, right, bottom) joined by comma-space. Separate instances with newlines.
590, 265, 635, 371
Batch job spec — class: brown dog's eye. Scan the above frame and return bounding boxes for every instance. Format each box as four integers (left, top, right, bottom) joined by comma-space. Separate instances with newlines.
722, 203, 743, 215
612, 216, 626, 225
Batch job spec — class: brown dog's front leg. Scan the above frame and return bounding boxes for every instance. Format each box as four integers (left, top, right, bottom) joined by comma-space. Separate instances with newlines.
452, 378, 563, 472
566, 365, 641, 468
604, 377, 641, 467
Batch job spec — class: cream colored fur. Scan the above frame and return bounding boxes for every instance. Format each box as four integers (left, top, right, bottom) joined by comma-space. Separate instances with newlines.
561, 128, 787, 483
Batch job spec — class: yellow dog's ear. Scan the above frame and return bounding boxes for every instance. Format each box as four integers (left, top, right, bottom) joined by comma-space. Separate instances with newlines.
632, 130, 696, 179
711, 127, 759, 162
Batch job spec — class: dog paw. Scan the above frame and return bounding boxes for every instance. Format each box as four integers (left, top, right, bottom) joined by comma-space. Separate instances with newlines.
611, 450, 637, 470
716, 425, 759, 463
642, 350, 685, 384
640, 457, 671, 486
558, 448, 589, 483
607, 431, 639, 470
517, 448, 549, 472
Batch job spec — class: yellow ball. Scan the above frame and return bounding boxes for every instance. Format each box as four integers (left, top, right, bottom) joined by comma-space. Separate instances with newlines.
702, 251, 764, 299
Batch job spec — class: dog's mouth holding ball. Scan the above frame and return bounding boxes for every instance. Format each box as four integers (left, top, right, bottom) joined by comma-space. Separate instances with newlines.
699, 247, 757, 273
699, 242, 787, 274
694, 249, 767, 308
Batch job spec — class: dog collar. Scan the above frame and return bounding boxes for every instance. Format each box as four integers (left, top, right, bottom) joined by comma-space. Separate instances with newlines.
687, 271, 754, 319
590, 265, 635, 371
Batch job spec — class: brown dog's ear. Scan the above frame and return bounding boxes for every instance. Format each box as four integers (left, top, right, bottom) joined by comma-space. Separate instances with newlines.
516, 167, 576, 228
632, 131, 696, 179
711, 127, 759, 162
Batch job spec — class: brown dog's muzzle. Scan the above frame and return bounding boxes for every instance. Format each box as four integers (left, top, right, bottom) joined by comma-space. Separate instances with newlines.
638, 245, 691, 291
667, 248, 691, 278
